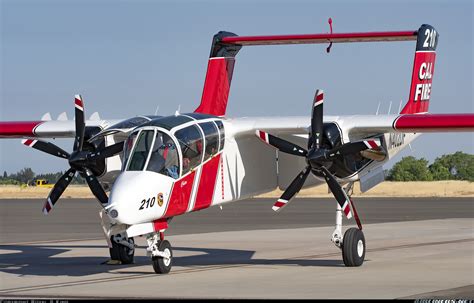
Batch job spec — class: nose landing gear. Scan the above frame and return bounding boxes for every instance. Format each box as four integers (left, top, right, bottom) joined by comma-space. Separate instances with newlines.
147, 232, 173, 274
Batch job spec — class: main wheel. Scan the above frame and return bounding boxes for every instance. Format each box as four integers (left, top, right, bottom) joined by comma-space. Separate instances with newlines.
342, 228, 365, 267
109, 234, 135, 264
152, 240, 173, 274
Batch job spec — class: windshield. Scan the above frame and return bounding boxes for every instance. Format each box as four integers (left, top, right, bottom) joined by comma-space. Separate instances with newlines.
125, 129, 180, 179
127, 130, 154, 171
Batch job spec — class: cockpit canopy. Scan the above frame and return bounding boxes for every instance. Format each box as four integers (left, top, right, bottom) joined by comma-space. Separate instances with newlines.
122, 114, 225, 179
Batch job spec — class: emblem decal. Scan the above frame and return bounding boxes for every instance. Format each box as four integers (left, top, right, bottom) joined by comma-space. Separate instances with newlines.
157, 193, 164, 207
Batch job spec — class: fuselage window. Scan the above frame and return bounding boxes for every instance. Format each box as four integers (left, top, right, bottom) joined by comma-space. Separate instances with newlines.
199, 122, 219, 161
215, 120, 225, 151
122, 131, 138, 171
127, 130, 154, 171
146, 131, 180, 179
174, 125, 204, 175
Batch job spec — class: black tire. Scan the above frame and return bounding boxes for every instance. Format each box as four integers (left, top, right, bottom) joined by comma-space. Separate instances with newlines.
342, 228, 365, 267
152, 240, 173, 274
109, 235, 135, 265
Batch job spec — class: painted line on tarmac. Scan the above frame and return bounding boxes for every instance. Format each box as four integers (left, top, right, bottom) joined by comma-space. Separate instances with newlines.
0, 237, 472, 295
0, 237, 104, 246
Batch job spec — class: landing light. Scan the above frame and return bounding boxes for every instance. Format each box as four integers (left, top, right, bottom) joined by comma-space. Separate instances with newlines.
109, 209, 119, 219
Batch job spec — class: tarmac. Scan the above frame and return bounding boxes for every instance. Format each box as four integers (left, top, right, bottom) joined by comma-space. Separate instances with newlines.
0, 197, 473, 299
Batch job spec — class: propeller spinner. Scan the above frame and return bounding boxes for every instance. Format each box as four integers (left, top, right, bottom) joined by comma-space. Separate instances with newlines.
22, 95, 124, 214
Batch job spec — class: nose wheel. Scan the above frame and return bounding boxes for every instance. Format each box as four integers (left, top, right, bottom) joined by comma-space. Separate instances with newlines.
152, 240, 173, 274
147, 232, 173, 274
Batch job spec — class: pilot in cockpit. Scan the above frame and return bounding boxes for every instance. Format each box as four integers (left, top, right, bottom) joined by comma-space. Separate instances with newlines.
148, 133, 180, 179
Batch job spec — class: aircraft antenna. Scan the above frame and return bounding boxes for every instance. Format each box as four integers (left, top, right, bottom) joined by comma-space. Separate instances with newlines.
175, 105, 181, 116
387, 101, 392, 115
155, 105, 160, 115
375, 102, 381, 115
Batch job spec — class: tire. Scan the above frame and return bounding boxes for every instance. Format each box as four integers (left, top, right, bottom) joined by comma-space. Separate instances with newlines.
342, 228, 365, 267
109, 235, 135, 265
152, 240, 173, 274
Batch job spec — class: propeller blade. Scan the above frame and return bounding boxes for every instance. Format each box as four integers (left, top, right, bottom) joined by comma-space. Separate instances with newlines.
310, 89, 324, 149
327, 138, 382, 159
256, 130, 307, 157
73, 94, 85, 152
84, 168, 108, 205
43, 168, 76, 214
22, 139, 70, 159
319, 166, 352, 219
87, 142, 124, 161
273, 166, 311, 212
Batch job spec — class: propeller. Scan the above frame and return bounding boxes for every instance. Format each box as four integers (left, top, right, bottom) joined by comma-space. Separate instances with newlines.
22, 95, 124, 214
256, 89, 383, 228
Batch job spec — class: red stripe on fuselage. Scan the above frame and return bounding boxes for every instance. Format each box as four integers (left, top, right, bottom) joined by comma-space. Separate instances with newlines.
0, 121, 44, 138
164, 171, 195, 218
193, 154, 221, 211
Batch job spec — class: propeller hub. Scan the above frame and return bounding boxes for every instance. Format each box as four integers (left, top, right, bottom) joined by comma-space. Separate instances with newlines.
307, 148, 332, 169
68, 150, 91, 171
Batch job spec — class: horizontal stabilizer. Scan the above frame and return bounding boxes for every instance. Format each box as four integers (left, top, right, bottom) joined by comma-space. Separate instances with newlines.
220, 31, 417, 46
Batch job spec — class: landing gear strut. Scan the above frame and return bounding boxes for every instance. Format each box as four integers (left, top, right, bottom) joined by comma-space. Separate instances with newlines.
331, 182, 366, 267
147, 232, 173, 274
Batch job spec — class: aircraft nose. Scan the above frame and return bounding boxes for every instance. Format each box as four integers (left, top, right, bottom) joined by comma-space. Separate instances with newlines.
106, 171, 174, 225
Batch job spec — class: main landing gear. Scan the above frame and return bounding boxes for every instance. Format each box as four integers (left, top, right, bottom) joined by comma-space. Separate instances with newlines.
147, 232, 173, 274
331, 182, 366, 267
109, 233, 135, 264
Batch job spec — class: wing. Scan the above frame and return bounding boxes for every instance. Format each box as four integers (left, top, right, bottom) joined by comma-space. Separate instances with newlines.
0, 116, 159, 139
228, 113, 474, 193
341, 114, 474, 137
229, 114, 474, 139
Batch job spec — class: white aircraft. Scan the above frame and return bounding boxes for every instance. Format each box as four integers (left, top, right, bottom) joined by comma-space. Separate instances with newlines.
1, 23, 473, 274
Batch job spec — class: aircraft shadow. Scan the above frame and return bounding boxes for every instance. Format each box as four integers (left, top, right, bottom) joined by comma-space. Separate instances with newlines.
0, 244, 344, 278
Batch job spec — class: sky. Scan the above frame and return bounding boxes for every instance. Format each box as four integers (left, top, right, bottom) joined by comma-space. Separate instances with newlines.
0, 0, 473, 174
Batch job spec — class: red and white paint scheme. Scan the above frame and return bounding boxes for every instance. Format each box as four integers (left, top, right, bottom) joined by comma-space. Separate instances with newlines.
1, 23, 473, 273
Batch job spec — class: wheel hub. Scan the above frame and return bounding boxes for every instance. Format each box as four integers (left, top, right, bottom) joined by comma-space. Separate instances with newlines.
357, 239, 364, 257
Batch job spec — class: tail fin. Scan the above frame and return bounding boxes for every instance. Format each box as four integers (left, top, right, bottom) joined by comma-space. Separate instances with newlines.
194, 32, 242, 117
400, 24, 439, 114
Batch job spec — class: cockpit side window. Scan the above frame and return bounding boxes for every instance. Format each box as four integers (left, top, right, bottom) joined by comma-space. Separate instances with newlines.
146, 132, 180, 179
174, 125, 203, 175
127, 130, 154, 171
215, 120, 225, 151
199, 122, 219, 161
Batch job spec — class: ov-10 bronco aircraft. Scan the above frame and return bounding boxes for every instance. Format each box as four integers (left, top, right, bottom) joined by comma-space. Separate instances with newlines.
1, 23, 473, 274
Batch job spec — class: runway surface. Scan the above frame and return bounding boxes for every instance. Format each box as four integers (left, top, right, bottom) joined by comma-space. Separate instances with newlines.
0, 197, 473, 299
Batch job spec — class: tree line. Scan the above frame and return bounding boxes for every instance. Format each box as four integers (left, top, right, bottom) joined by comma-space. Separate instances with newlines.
386, 151, 473, 181
0, 168, 86, 185
0, 151, 472, 185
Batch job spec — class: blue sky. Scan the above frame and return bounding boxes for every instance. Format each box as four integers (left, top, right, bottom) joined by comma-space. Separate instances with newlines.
1, 0, 473, 174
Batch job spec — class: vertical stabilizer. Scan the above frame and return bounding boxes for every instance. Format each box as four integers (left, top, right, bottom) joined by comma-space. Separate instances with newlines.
400, 24, 439, 114
195, 31, 242, 117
